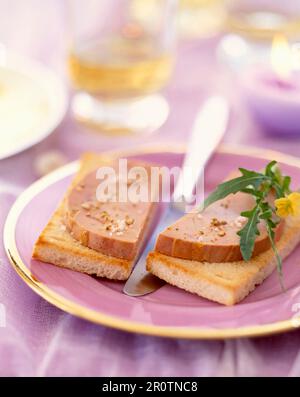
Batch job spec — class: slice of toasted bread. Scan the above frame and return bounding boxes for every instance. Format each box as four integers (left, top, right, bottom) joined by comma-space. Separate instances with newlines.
33, 202, 133, 280
147, 219, 300, 305
32, 153, 147, 280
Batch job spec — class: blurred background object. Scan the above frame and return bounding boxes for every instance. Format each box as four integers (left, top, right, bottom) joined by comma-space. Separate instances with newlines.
226, 0, 300, 42
218, 0, 300, 71
178, 0, 227, 39
0, 0, 300, 158
68, 0, 177, 136
33, 149, 67, 177
2, 0, 300, 378
240, 33, 300, 136
0, 44, 67, 160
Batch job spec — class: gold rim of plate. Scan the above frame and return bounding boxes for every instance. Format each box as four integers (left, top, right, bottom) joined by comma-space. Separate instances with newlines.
4, 143, 300, 339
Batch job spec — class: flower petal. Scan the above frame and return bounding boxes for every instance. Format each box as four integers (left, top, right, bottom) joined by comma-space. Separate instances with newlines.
275, 197, 291, 218
289, 192, 300, 216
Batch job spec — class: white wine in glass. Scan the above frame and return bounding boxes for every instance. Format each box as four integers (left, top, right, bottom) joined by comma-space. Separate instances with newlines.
68, 0, 177, 135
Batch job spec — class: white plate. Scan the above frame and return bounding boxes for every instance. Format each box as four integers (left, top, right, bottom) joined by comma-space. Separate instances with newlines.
0, 50, 67, 160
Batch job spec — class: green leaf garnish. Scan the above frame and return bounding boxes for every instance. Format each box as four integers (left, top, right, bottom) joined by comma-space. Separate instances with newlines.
202, 160, 290, 289
282, 176, 291, 194
237, 206, 260, 261
265, 217, 284, 291
265, 160, 277, 177
203, 172, 269, 209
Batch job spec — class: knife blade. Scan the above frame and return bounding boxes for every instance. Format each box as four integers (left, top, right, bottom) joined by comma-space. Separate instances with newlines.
123, 96, 230, 297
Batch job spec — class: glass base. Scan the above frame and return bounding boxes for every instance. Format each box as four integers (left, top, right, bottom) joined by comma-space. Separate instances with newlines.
72, 92, 169, 136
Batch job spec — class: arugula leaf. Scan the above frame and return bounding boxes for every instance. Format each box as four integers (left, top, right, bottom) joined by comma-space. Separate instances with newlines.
272, 182, 285, 198
265, 160, 277, 177
267, 162, 291, 196
239, 168, 265, 182
265, 220, 284, 290
201, 160, 292, 290
282, 176, 291, 194
241, 187, 264, 198
237, 206, 261, 261
203, 172, 269, 209
259, 208, 273, 219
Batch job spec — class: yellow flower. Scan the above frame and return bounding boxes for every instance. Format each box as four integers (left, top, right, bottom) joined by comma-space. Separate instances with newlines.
275, 192, 300, 217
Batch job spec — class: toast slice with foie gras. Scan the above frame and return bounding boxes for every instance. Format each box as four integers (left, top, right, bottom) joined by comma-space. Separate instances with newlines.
147, 165, 300, 305
154, 192, 284, 263
146, 221, 300, 305
33, 153, 159, 280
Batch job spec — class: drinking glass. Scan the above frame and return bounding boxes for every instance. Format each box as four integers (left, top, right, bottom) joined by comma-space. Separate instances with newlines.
226, 0, 300, 41
67, 0, 177, 135
178, 0, 227, 39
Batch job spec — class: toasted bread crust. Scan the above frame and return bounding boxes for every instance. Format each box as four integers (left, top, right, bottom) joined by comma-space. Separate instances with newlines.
33, 203, 133, 280
147, 218, 300, 305
32, 153, 134, 280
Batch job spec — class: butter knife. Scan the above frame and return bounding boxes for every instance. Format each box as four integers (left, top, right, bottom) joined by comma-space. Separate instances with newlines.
123, 96, 230, 297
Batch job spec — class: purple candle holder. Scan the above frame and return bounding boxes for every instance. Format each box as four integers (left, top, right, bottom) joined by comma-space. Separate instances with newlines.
240, 66, 300, 136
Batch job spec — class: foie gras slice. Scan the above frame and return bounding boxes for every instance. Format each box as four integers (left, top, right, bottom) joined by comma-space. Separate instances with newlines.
155, 192, 284, 263
66, 161, 157, 260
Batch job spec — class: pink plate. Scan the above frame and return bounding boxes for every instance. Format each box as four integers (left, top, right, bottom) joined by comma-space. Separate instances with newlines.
4, 144, 300, 339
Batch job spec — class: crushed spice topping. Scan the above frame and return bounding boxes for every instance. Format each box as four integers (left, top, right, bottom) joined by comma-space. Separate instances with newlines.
210, 217, 227, 227
81, 202, 92, 210
220, 202, 229, 209
125, 216, 134, 226
81, 200, 104, 211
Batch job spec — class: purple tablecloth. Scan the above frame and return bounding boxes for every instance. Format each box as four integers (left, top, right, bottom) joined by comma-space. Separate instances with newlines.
1, 0, 300, 377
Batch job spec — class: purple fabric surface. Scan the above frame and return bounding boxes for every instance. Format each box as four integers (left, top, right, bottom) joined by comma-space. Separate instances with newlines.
1, 0, 300, 377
